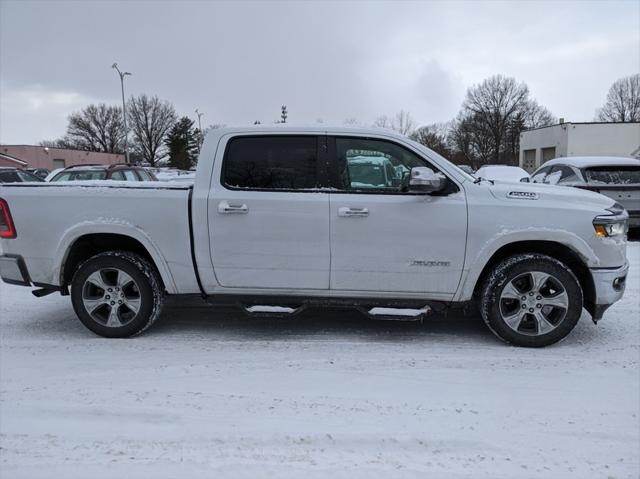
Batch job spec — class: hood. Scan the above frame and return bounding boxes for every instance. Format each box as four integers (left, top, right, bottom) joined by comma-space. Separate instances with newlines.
486, 181, 615, 212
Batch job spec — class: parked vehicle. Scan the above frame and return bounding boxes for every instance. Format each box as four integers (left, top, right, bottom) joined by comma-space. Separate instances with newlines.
531, 157, 640, 229
49, 164, 157, 182
0, 127, 629, 347
0, 167, 44, 183
475, 165, 531, 183
152, 168, 196, 183
26, 168, 50, 180
44, 168, 64, 182
457, 164, 475, 175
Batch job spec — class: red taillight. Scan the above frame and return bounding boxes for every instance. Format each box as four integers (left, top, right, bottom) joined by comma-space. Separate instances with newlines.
0, 198, 17, 238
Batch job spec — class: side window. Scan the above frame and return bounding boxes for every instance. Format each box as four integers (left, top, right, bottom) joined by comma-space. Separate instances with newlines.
110, 170, 126, 181
51, 171, 72, 182
223, 136, 318, 190
123, 170, 139, 181
557, 166, 578, 184
137, 169, 152, 181
531, 166, 551, 183
544, 166, 563, 185
0, 171, 20, 183
334, 137, 435, 192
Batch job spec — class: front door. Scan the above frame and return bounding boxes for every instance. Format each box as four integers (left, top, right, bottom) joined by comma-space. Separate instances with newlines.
328, 136, 467, 294
208, 134, 330, 290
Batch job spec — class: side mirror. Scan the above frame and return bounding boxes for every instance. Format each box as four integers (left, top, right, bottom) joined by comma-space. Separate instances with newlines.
520, 177, 530, 183
408, 167, 446, 193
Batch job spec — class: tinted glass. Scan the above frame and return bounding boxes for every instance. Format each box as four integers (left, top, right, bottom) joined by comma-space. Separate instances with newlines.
223, 136, 318, 190
584, 166, 640, 185
335, 137, 428, 191
110, 170, 126, 180
137, 169, 152, 181
0, 171, 20, 183
557, 166, 579, 184
123, 170, 139, 181
16, 170, 43, 182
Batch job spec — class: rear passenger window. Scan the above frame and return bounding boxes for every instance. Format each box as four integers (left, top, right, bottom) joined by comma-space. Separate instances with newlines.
137, 170, 152, 181
223, 136, 318, 190
110, 171, 126, 181
123, 170, 139, 181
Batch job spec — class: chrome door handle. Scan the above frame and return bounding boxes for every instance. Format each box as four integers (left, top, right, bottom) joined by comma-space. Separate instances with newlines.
338, 207, 369, 217
218, 201, 248, 214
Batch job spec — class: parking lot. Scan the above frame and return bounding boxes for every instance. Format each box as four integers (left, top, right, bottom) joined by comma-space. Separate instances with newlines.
0, 242, 638, 479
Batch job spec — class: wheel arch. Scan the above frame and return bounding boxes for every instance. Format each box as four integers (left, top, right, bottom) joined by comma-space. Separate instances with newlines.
469, 240, 595, 316
55, 226, 177, 294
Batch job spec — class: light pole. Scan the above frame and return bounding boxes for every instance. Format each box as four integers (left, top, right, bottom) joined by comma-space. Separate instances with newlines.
112, 63, 132, 164
195, 109, 204, 152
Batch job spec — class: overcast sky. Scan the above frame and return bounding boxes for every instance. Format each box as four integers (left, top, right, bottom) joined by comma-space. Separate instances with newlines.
1, 0, 638, 144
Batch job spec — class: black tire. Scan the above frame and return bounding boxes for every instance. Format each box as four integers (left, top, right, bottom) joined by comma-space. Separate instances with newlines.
480, 253, 583, 347
71, 251, 164, 338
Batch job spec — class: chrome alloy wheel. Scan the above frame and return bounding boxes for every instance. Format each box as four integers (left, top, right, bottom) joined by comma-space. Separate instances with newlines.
499, 271, 569, 336
81, 268, 141, 328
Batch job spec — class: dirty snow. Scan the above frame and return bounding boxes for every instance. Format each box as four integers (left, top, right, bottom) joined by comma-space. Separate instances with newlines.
0, 244, 638, 479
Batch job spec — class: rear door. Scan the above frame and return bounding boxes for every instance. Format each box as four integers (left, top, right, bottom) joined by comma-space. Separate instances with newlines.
327, 136, 467, 295
208, 134, 330, 290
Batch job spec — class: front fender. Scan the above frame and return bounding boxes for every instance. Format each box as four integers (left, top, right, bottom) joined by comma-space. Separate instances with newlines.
53, 220, 178, 294
455, 228, 598, 301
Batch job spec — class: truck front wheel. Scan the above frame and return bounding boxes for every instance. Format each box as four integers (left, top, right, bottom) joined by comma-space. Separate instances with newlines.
480, 254, 583, 347
70, 251, 164, 338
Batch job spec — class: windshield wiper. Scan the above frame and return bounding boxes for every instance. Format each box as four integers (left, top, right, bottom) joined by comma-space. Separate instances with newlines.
473, 176, 494, 185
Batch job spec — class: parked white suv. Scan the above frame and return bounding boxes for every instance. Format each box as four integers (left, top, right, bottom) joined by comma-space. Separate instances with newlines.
531, 156, 640, 229
0, 127, 629, 347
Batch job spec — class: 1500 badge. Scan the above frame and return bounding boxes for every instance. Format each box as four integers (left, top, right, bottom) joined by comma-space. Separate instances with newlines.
411, 260, 451, 267
506, 191, 539, 200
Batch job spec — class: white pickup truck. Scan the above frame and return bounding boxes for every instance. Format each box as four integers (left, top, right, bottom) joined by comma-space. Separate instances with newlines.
0, 127, 630, 347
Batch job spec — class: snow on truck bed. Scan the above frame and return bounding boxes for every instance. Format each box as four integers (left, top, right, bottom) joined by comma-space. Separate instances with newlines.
0, 243, 638, 479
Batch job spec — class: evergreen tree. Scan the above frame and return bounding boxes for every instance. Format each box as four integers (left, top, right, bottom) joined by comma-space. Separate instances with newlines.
165, 116, 198, 170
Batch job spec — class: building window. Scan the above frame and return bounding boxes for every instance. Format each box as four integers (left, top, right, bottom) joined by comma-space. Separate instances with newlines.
523, 149, 536, 171
541, 147, 556, 163
53, 159, 66, 169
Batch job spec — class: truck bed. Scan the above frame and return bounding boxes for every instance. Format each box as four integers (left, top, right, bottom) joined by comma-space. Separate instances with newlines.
0, 181, 199, 293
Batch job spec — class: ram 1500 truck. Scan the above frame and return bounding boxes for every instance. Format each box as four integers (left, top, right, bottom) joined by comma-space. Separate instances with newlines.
0, 127, 630, 347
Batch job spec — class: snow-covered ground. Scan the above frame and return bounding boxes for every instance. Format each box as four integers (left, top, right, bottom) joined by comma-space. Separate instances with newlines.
1, 244, 638, 479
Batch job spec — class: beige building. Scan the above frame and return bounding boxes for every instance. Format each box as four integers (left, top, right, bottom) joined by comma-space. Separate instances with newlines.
519, 121, 640, 172
0, 145, 124, 170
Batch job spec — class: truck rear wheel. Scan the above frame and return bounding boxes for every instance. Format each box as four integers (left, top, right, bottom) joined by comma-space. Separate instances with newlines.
70, 251, 164, 338
480, 254, 583, 347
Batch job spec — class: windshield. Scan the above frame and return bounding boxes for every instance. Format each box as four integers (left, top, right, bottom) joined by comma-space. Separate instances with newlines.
583, 166, 640, 185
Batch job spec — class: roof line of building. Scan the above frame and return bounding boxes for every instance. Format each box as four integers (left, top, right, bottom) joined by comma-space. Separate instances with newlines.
523, 121, 640, 133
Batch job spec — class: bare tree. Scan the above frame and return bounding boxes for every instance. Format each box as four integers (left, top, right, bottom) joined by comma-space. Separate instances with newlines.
462, 75, 530, 164
596, 74, 640, 122
127, 95, 177, 165
44, 104, 125, 153
373, 110, 416, 136
410, 122, 451, 157
458, 75, 555, 166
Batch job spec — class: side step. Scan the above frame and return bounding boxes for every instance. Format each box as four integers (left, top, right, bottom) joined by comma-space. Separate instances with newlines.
357, 305, 431, 321
241, 304, 308, 319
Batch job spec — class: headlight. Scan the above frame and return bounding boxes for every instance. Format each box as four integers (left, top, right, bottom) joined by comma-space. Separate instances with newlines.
593, 221, 626, 237
593, 203, 629, 237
